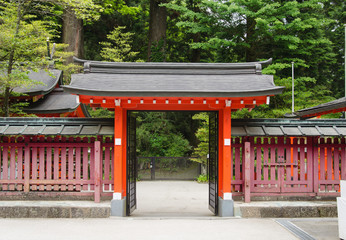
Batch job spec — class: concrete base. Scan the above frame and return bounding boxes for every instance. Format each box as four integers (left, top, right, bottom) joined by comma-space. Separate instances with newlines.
111, 197, 126, 217
0, 201, 110, 218
218, 197, 234, 217
234, 201, 337, 218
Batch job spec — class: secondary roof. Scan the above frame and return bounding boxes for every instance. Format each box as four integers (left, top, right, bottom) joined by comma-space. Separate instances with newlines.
292, 97, 346, 119
24, 88, 89, 116
1, 118, 346, 137
63, 58, 284, 98
13, 69, 62, 96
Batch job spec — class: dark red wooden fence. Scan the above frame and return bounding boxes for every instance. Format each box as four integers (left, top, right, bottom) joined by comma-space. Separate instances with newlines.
0, 136, 113, 202
231, 137, 346, 202
1, 136, 345, 202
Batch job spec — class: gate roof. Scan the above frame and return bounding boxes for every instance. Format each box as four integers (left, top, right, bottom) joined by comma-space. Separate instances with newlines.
63, 58, 284, 98
1, 118, 346, 137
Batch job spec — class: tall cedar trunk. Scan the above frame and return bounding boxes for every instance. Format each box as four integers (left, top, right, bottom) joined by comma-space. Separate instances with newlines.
191, 33, 201, 62
147, 0, 167, 62
62, 8, 84, 63
245, 17, 256, 62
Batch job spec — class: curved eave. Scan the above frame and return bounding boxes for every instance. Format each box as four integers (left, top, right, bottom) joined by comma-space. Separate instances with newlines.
14, 70, 62, 97
24, 106, 78, 114
62, 86, 285, 98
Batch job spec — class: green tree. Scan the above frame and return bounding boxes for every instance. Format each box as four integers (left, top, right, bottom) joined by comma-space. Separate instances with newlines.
136, 112, 192, 157
100, 26, 140, 62
0, 0, 52, 117
165, 0, 338, 117
191, 112, 209, 174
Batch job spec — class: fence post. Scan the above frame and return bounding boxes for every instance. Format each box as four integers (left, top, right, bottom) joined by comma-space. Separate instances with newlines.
24, 143, 30, 193
94, 141, 101, 203
313, 137, 319, 194
244, 141, 251, 203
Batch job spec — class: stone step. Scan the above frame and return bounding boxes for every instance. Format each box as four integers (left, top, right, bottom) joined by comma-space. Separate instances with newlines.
234, 201, 337, 218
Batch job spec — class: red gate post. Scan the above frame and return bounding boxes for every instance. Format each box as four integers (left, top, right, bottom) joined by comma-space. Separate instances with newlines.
244, 141, 251, 203
111, 104, 127, 216
94, 141, 101, 203
219, 105, 234, 216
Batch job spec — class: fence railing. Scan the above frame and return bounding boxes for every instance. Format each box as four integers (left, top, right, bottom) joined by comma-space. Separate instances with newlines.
0, 136, 114, 202
1, 136, 345, 202
232, 137, 346, 202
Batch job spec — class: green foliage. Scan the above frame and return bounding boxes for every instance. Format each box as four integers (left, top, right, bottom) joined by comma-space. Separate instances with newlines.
191, 112, 209, 165
0, 0, 52, 116
87, 106, 113, 118
136, 112, 192, 157
163, 0, 342, 117
149, 39, 166, 62
197, 174, 208, 183
99, 26, 141, 62
0, 0, 83, 116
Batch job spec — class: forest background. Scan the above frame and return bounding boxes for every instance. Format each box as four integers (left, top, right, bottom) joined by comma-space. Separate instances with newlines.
0, 0, 345, 160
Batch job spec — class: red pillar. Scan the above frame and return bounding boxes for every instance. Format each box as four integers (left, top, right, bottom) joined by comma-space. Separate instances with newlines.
113, 106, 126, 199
222, 107, 232, 199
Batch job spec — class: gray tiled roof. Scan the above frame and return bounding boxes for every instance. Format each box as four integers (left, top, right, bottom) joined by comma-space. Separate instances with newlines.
1, 118, 346, 137
13, 69, 62, 96
63, 58, 284, 98
293, 97, 346, 118
24, 88, 79, 114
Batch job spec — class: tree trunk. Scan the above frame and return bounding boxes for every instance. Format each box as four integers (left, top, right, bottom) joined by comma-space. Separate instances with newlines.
62, 7, 84, 63
245, 17, 256, 62
191, 33, 201, 62
148, 0, 167, 62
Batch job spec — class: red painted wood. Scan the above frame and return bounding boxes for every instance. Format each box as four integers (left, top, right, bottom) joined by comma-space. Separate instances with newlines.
319, 138, 326, 192
24, 140, 30, 192
313, 137, 319, 193
299, 139, 305, 183
60, 137, 67, 191
104, 137, 111, 191
39, 137, 45, 191
9, 145, 16, 191
333, 138, 340, 191
75, 137, 82, 192
90, 137, 95, 191
111, 141, 114, 191
53, 145, 59, 191
234, 138, 241, 192
270, 138, 278, 191
342, 138, 346, 180
263, 138, 269, 182
306, 137, 313, 192
94, 141, 101, 203
16, 143, 23, 191
256, 142, 262, 183
326, 138, 333, 191
2, 144, 9, 191
244, 142, 251, 203
68, 137, 74, 191
31, 141, 38, 191
82, 137, 89, 191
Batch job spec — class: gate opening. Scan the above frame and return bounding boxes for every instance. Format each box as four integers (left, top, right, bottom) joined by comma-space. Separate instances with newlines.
126, 111, 219, 216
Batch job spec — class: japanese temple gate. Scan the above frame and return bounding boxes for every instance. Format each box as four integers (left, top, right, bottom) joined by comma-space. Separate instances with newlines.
62, 58, 284, 216
2, 58, 346, 217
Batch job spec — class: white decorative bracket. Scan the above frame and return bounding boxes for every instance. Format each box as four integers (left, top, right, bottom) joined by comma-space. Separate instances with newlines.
115, 99, 121, 107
